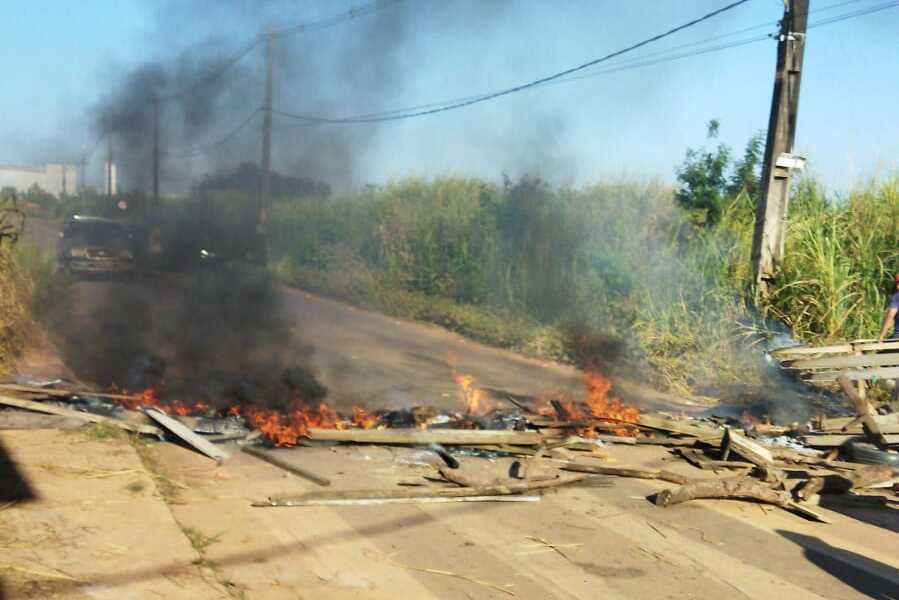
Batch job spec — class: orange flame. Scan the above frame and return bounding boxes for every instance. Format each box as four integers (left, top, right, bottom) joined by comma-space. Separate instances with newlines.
451, 372, 495, 416
118, 387, 210, 416
583, 371, 639, 436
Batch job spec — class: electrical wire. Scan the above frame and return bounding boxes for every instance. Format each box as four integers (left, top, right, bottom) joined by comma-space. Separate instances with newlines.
157, 0, 403, 103
274, 0, 896, 126
271, 0, 404, 38
274, 0, 754, 124
158, 37, 263, 102
808, 0, 899, 27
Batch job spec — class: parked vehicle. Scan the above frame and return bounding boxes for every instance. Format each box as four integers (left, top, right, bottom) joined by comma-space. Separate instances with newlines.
58, 215, 137, 275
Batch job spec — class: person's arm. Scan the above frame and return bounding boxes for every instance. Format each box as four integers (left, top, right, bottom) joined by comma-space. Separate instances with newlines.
880, 307, 898, 341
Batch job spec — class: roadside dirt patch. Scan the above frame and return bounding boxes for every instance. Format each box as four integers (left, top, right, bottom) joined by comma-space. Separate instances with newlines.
0, 428, 229, 599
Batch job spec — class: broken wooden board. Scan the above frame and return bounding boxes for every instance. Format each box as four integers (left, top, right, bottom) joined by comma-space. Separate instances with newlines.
819, 414, 899, 434
144, 407, 229, 462
800, 433, 899, 448
0, 383, 143, 402
0, 394, 161, 437
807, 366, 899, 382
838, 376, 890, 447
772, 339, 899, 358
786, 353, 899, 370
677, 448, 754, 470
636, 414, 722, 442
720, 428, 774, 467
306, 428, 540, 446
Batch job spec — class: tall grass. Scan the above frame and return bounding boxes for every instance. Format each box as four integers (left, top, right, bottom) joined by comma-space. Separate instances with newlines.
0, 243, 34, 374
268, 173, 898, 395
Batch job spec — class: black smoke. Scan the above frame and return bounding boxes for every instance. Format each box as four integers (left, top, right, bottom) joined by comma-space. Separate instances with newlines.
92, 0, 516, 193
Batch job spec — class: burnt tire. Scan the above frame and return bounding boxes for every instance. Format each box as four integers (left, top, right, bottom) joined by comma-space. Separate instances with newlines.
846, 441, 899, 466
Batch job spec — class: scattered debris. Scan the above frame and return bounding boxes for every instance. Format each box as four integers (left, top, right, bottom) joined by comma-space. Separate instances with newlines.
0, 394, 162, 437
144, 407, 229, 462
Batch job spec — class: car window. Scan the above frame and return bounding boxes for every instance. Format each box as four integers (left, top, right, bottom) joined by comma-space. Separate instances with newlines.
66, 222, 129, 247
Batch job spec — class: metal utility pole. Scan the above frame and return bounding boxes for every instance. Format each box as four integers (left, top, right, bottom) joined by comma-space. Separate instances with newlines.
751, 0, 809, 299
258, 26, 274, 263
152, 97, 160, 209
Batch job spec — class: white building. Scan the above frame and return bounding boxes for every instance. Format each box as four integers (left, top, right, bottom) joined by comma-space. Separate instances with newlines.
0, 163, 79, 197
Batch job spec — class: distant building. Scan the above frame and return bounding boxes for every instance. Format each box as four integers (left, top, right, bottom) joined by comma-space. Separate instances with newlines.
103, 161, 118, 196
0, 163, 79, 197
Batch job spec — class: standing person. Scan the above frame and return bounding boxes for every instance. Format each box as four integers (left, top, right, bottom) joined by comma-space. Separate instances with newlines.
878, 274, 899, 402
878, 274, 899, 342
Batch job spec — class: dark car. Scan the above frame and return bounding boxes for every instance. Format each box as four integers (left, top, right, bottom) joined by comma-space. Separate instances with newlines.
58, 215, 137, 274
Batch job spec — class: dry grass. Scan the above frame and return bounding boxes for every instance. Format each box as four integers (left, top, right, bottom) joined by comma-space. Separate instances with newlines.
0, 244, 34, 375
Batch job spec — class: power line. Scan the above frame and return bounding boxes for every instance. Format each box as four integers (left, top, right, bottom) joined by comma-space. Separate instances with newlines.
274, 0, 896, 126
808, 0, 899, 27
157, 0, 404, 103
168, 107, 262, 159
271, 0, 404, 38
158, 37, 263, 102
273, 0, 755, 124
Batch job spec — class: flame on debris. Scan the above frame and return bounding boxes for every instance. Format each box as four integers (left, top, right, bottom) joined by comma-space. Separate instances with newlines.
583, 371, 639, 436
447, 352, 495, 416
119, 387, 210, 416
452, 372, 494, 416
534, 371, 639, 437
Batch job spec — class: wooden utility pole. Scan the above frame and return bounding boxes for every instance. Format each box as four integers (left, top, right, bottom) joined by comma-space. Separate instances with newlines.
152, 97, 160, 209
106, 136, 113, 201
751, 0, 809, 299
79, 155, 87, 213
258, 26, 274, 263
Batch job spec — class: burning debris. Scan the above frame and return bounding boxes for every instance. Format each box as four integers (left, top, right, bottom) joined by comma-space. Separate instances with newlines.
2, 337, 897, 521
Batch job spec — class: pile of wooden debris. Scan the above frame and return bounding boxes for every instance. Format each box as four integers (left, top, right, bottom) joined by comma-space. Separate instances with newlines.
1, 373, 896, 524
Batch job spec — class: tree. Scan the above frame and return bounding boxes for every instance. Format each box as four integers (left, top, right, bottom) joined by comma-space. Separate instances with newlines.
675, 120, 731, 226
726, 130, 765, 204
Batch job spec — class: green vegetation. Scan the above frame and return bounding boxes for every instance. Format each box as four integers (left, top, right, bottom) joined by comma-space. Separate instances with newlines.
263, 133, 897, 395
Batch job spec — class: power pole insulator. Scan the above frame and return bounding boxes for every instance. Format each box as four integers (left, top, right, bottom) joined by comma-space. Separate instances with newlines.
751, 0, 809, 300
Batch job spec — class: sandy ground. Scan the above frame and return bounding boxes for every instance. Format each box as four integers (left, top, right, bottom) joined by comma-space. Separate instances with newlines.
1, 429, 897, 599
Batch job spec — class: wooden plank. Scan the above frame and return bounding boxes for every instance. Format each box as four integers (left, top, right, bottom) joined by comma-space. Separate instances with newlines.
0, 394, 162, 437
720, 428, 774, 467
801, 433, 899, 448
0, 383, 142, 402
787, 353, 899, 370
806, 366, 899, 382
144, 407, 229, 462
819, 415, 899, 435
636, 414, 722, 442
306, 428, 541, 446
770, 344, 853, 357
838, 376, 889, 447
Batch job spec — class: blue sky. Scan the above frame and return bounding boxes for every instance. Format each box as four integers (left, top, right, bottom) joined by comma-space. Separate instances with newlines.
1, 0, 896, 192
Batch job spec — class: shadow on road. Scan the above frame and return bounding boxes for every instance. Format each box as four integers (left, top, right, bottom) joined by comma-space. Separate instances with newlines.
0, 437, 38, 600
0, 437, 36, 503
778, 530, 899, 599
